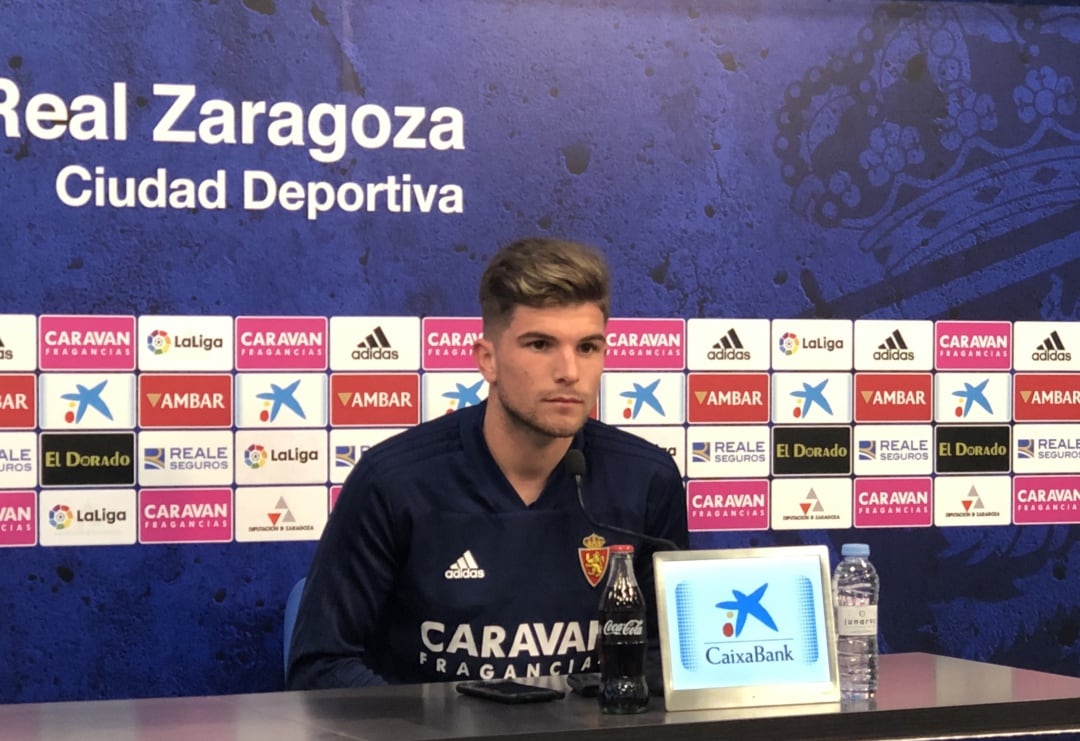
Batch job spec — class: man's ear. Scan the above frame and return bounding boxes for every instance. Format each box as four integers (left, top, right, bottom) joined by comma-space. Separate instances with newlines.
473, 337, 496, 383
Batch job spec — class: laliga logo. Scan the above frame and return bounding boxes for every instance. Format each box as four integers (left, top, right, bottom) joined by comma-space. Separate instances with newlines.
715, 583, 778, 637
49, 504, 73, 530
147, 330, 171, 355
244, 444, 267, 469
778, 332, 799, 356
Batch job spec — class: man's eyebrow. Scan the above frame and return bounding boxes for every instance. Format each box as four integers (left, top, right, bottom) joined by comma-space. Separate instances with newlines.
515, 331, 607, 344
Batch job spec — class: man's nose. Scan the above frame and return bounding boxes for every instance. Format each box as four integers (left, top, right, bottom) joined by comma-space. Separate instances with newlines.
553, 345, 580, 383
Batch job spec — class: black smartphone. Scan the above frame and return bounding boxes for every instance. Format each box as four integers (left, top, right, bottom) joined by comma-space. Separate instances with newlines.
455, 680, 566, 704
566, 672, 601, 697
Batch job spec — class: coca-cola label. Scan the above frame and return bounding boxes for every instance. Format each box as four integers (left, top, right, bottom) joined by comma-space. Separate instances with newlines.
602, 619, 645, 637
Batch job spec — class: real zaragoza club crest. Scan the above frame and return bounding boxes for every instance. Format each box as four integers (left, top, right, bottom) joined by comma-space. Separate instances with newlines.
578, 532, 610, 587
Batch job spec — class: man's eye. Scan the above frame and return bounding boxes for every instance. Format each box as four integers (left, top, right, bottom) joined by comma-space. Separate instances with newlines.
528, 340, 549, 350
579, 343, 601, 354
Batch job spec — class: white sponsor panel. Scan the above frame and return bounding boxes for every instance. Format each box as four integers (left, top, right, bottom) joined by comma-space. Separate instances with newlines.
770, 477, 852, 529
686, 425, 770, 479
0, 431, 37, 488
235, 485, 328, 542
422, 372, 488, 421
235, 372, 328, 428
686, 318, 770, 371
618, 426, 685, 477
138, 430, 234, 487
0, 314, 37, 371
600, 372, 685, 426
853, 320, 933, 371
39, 488, 137, 546
853, 424, 933, 476
771, 319, 853, 371
1013, 321, 1079, 371
39, 373, 136, 430
771, 372, 852, 424
328, 427, 406, 483
1013, 424, 1080, 474
137, 315, 234, 371
234, 429, 328, 485
933, 372, 1011, 423
329, 316, 421, 371
934, 475, 1011, 526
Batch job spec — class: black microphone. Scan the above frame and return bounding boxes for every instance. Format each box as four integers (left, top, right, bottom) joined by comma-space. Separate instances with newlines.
564, 449, 679, 551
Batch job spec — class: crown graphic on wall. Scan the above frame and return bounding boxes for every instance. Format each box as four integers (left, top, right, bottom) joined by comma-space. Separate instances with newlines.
774, 3, 1080, 277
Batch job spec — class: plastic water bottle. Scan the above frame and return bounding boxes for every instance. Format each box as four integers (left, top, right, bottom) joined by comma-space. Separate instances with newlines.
833, 543, 879, 700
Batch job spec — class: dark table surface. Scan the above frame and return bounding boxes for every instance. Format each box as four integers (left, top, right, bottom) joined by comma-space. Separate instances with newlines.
5, 653, 1080, 741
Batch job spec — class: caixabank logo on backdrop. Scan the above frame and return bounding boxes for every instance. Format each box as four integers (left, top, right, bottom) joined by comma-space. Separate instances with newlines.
329, 316, 421, 371
138, 374, 233, 428
771, 373, 852, 424
686, 319, 771, 371
852, 320, 933, 370
0, 432, 37, 488
934, 476, 1010, 526
772, 426, 852, 477
686, 425, 769, 479
1012, 322, 1078, 371
686, 373, 769, 424
933, 373, 1011, 423
0, 491, 36, 547
0, 374, 35, 429
770, 319, 852, 371
603, 318, 685, 371
234, 373, 328, 428
1013, 475, 1080, 525
139, 430, 233, 487
770, 478, 851, 529
422, 372, 488, 421
1013, 374, 1080, 422
39, 488, 137, 546
853, 424, 932, 476
330, 373, 420, 426
38, 373, 136, 430
934, 320, 1011, 371
853, 477, 932, 528
422, 317, 483, 371
234, 429, 327, 486
38, 315, 136, 371
139, 488, 232, 544
328, 428, 405, 483
686, 479, 769, 532
235, 486, 328, 542
0, 315, 37, 371
600, 372, 685, 425
1013, 424, 1080, 474
39, 432, 135, 487
136, 315, 233, 372
234, 316, 328, 371
934, 425, 1011, 474
853, 373, 932, 422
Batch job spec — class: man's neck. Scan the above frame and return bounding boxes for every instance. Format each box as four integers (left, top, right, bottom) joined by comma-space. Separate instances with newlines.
482, 402, 572, 506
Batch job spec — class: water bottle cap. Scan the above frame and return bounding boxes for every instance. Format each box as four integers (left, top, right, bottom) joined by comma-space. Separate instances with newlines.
841, 543, 870, 557
610, 544, 635, 554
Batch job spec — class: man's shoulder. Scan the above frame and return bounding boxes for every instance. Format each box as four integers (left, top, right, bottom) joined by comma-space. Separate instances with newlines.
361, 406, 475, 476
582, 419, 679, 472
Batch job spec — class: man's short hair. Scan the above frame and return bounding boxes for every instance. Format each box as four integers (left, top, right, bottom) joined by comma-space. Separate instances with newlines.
478, 237, 611, 334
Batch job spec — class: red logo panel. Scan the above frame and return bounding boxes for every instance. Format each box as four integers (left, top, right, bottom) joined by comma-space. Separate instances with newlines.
1014, 374, 1080, 421
331, 374, 420, 426
687, 373, 769, 423
854, 373, 932, 422
0, 375, 36, 429
139, 374, 233, 428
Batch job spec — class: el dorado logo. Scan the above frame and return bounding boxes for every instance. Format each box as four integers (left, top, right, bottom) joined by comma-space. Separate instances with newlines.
40, 432, 135, 487
934, 425, 1011, 474
772, 426, 852, 476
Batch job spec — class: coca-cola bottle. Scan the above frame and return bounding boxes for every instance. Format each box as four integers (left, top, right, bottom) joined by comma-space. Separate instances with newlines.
597, 544, 649, 714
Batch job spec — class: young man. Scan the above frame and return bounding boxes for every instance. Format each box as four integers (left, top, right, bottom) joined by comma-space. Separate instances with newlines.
287, 237, 687, 689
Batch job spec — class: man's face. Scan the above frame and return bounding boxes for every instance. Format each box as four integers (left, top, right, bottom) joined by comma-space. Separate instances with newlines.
475, 302, 606, 439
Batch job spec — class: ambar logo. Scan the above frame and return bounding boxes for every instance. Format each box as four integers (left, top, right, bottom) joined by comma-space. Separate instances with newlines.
1014, 374, 1080, 422
687, 373, 769, 423
0, 375, 35, 429
139, 374, 233, 428
40, 432, 136, 487
854, 373, 932, 422
331, 373, 420, 426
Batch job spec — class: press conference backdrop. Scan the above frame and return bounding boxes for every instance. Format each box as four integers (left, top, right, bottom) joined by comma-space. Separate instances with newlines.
3, 0, 1080, 704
